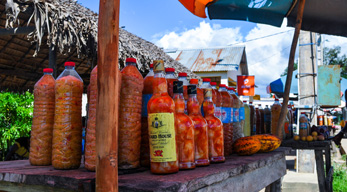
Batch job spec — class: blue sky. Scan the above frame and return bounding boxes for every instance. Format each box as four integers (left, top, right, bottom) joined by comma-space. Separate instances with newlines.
78, 1, 347, 97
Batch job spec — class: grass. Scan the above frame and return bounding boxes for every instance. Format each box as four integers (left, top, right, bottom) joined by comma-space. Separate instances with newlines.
333, 155, 347, 192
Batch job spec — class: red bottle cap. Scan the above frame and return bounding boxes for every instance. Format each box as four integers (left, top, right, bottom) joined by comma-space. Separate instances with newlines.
301, 112, 306, 114
178, 72, 187, 77
219, 84, 226, 88
126, 58, 137, 63
250, 102, 253, 104
203, 78, 211, 82
210, 82, 217, 86
43, 68, 53, 73
165, 68, 175, 72
275, 99, 279, 101
65, 61, 75, 67
226, 87, 232, 90
150, 64, 153, 68
243, 101, 247, 103
190, 79, 199, 85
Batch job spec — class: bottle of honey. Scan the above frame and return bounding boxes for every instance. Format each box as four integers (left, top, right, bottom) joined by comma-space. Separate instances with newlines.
218, 84, 233, 156
165, 68, 177, 98
178, 72, 189, 114
30, 68, 55, 166
140, 64, 154, 167
189, 79, 204, 110
147, 60, 179, 174
173, 81, 195, 170
203, 88, 225, 163
187, 85, 209, 167
119, 58, 144, 169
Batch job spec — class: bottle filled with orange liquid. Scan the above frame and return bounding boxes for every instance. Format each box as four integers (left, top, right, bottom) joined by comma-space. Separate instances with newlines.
178, 72, 189, 114
147, 60, 179, 174
165, 68, 177, 98
173, 81, 195, 170
219, 84, 233, 156
271, 99, 284, 140
140, 63, 154, 167
211, 82, 222, 120
189, 79, 204, 111
203, 88, 225, 163
187, 85, 210, 166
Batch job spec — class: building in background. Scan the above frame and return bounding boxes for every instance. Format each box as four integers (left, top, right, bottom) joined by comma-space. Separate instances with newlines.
166, 46, 248, 86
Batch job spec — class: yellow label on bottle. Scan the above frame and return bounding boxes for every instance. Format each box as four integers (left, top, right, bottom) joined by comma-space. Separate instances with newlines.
148, 113, 177, 162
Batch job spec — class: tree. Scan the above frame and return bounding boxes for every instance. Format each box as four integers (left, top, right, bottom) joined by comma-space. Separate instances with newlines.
0, 91, 33, 160
323, 46, 347, 78
281, 61, 298, 77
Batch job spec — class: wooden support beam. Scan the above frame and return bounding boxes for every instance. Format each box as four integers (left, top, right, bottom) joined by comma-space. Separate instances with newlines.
0, 26, 35, 36
96, 0, 120, 191
277, 0, 306, 138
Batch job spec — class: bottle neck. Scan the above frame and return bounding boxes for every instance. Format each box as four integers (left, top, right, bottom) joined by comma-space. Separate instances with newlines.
188, 94, 200, 115
153, 71, 167, 94
211, 85, 216, 89
203, 96, 214, 115
65, 66, 75, 70
126, 62, 136, 66
44, 72, 53, 75
202, 82, 210, 87
178, 76, 188, 85
219, 87, 227, 92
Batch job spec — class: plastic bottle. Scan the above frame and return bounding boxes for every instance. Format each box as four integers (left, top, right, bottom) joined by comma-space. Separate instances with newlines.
140, 64, 154, 167
30, 68, 55, 166
218, 84, 233, 156
239, 100, 245, 135
85, 66, 97, 171
190, 79, 204, 111
178, 72, 189, 114
243, 101, 251, 136
259, 104, 265, 134
147, 60, 179, 174
249, 102, 256, 135
255, 105, 261, 134
210, 82, 222, 120
118, 58, 144, 169
264, 105, 271, 134
187, 85, 209, 167
229, 87, 243, 141
299, 112, 309, 138
285, 105, 293, 139
165, 68, 177, 98
173, 81, 195, 170
271, 99, 284, 140
203, 88, 225, 163
52, 62, 83, 169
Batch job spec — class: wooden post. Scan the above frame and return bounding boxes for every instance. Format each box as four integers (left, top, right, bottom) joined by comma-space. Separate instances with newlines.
96, 0, 120, 191
277, 0, 306, 137
48, 46, 57, 78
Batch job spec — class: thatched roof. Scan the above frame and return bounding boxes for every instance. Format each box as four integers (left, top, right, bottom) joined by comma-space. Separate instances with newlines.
0, 0, 198, 92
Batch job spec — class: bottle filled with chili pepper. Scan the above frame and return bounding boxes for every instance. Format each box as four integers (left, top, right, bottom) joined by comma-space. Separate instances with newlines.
187, 85, 209, 167
219, 84, 233, 156
203, 88, 225, 163
173, 81, 195, 170
119, 58, 144, 169
30, 68, 55, 166
200, 79, 212, 116
165, 68, 177, 98
52, 62, 83, 169
189, 79, 204, 110
140, 63, 154, 167
178, 72, 189, 114
147, 60, 179, 174
211, 82, 222, 120
85, 66, 97, 171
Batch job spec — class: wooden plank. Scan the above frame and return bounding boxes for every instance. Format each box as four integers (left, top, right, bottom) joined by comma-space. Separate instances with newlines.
277, 0, 306, 138
315, 150, 327, 192
96, 0, 120, 191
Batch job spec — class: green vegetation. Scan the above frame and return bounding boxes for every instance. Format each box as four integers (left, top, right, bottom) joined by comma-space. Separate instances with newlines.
333, 155, 347, 192
0, 91, 33, 160
323, 46, 347, 79
281, 61, 298, 77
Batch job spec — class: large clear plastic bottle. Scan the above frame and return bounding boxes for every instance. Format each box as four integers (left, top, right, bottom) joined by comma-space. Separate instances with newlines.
173, 81, 195, 170
52, 62, 83, 169
140, 64, 154, 167
210, 82, 222, 120
30, 68, 55, 166
178, 72, 189, 114
299, 112, 309, 138
243, 101, 251, 136
85, 65, 97, 171
229, 87, 243, 141
271, 99, 284, 140
219, 84, 233, 156
264, 105, 271, 134
249, 102, 256, 135
147, 60, 179, 174
165, 68, 177, 98
119, 58, 144, 169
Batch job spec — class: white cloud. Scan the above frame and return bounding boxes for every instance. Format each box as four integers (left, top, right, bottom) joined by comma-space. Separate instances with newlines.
153, 20, 347, 97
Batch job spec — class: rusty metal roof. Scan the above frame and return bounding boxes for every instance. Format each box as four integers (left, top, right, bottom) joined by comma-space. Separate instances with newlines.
166, 47, 246, 72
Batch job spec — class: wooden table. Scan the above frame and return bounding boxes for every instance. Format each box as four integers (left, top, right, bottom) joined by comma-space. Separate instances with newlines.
281, 140, 333, 192
0, 148, 290, 192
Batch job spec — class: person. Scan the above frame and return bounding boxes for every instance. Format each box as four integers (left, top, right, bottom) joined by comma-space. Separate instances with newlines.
5, 136, 30, 161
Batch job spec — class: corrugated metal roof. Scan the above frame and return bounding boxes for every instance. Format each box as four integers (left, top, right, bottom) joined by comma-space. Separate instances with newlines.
166, 47, 246, 72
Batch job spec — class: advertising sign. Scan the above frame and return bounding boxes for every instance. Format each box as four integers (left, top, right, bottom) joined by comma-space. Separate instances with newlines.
237, 76, 255, 96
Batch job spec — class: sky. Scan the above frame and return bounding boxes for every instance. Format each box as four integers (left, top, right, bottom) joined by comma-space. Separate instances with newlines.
78, 0, 347, 97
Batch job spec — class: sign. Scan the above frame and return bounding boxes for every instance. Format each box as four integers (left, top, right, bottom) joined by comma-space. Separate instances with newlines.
237, 76, 255, 96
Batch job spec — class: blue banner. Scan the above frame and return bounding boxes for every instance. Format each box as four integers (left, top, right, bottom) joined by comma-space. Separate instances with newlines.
221, 107, 232, 123
239, 107, 245, 120
142, 94, 153, 117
